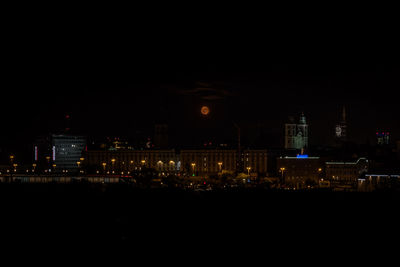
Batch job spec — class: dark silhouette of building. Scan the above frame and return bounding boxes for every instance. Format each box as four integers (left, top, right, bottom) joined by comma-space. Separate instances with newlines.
154, 124, 169, 149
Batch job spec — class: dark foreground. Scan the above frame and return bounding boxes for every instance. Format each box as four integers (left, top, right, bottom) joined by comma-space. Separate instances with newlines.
1, 183, 399, 250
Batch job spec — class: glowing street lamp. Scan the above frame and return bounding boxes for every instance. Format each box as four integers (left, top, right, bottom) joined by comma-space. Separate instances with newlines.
218, 162, 223, 172
111, 158, 116, 172
280, 167, 286, 184
191, 163, 196, 175
102, 162, 107, 173
13, 163, 18, 172
246, 166, 251, 175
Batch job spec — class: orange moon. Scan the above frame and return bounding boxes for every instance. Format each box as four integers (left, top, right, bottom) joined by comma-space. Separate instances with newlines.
201, 106, 210, 115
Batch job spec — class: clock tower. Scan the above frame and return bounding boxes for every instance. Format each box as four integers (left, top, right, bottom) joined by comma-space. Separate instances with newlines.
335, 106, 347, 142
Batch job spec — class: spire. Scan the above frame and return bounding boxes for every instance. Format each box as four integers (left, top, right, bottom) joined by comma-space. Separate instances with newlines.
299, 112, 306, 124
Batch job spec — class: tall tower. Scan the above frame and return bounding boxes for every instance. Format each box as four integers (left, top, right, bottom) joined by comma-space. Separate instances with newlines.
296, 112, 308, 150
335, 106, 347, 142
285, 113, 308, 150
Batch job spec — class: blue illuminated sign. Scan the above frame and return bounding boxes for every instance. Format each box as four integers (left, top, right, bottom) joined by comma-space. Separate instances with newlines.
297, 155, 309, 158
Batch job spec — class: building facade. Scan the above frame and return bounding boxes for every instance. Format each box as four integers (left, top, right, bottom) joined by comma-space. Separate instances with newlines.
285, 113, 308, 150
52, 135, 87, 172
33, 134, 86, 173
277, 155, 322, 188
84, 149, 179, 174
325, 158, 369, 186
180, 150, 237, 176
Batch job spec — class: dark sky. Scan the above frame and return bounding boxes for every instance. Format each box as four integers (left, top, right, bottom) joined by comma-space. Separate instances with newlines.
2, 19, 399, 156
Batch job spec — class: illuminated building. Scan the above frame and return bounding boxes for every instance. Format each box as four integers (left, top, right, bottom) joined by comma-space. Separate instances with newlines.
242, 150, 268, 176
376, 131, 390, 145
335, 106, 347, 142
52, 135, 87, 172
84, 149, 179, 174
180, 149, 267, 177
326, 158, 368, 187
33, 134, 86, 172
284, 113, 308, 150
358, 174, 400, 192
277, 155, 322, 188
180, 150, 237, 176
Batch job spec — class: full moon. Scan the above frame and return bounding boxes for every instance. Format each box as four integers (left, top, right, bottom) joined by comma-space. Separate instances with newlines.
201, 106, 210, 115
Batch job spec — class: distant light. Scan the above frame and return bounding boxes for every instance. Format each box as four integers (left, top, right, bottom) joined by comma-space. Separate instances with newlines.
296, 155, 309, 158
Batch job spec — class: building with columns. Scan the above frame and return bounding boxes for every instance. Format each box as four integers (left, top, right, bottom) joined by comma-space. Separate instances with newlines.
285, 113, 308, 150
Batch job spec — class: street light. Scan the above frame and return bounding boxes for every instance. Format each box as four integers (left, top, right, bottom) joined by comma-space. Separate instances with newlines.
191, 163, 196, 176
218, 162, 223, 172
280, 167, 286, 185
102, 162, 107, 174
13, 163, 18, 173
246, 166, 251, 175
111, 158, 116, 172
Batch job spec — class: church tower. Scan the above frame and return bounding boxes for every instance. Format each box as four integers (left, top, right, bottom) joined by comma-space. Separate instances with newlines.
335, 106, 347, 142
285, 113, 308, 150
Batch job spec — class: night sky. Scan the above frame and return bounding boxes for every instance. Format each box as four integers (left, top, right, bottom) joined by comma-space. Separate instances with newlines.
2, 25, 399, 158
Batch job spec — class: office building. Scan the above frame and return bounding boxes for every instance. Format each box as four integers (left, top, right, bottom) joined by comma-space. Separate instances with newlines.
84, 149, 179, 174
326, 158, 368, 187
33, 134, 86, 172
277, 155, 322, 188
52, 135, 87, 172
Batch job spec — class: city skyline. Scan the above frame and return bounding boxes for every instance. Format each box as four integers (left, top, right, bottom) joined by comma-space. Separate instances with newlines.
2, 63, 399, 153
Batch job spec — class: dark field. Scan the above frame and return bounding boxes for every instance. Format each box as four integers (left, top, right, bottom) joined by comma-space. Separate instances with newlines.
1, 184, 399, 248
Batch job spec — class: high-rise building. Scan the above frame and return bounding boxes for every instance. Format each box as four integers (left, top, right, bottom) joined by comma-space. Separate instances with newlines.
284, 113, 308, 150
33, 134, 86, 172
335, 106, 347, 142
52, 135, 87, 172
